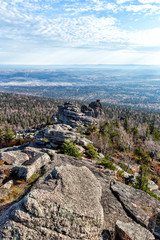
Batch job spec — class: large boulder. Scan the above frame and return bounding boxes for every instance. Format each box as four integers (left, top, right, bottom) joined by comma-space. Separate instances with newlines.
115, 220, 155, 240
0, 165, 104, 239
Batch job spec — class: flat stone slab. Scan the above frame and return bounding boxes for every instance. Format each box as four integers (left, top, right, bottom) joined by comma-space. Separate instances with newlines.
111, 181, 160, 236
0, 151, 29, 165
116, 220, 155, 240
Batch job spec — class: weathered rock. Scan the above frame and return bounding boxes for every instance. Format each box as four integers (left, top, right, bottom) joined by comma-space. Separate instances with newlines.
115, 220, 155, 240
111, 181, 160, 234
148, 180, 159, 191
81, 104, 93, 116
22, 147, 43, 158
0, 174, 6, 185
114, 165, 130, 178
43, 149, 56, 157
44, 124, 93, 147
33, 153, 131, 233
0, 188, 12, 199
12, 153, 50, 180
0, 165, 13, 175
50, 142, 58, 149
89, 99, 104, 117
0, 165, 103, 239
0, 150, 29, 165
35, 139, 46, 146
97, 153, 105, 159
0, 180, 13, 189
81, 99, 104, 118
57, 102, 97, 127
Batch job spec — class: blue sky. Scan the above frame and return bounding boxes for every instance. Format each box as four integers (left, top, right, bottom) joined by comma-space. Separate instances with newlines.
0, 0, 160, 65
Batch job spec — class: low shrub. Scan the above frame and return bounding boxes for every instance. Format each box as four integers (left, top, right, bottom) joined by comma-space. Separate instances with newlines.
118, 162, 133, 174
85, 144, 98, 159
116, 169, 125, 182
146, 189, 160, 200
59, 140, 83, 158
97, 158, 117, 170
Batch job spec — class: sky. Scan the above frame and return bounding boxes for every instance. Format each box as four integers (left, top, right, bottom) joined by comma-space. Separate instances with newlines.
0, 0, 160, 65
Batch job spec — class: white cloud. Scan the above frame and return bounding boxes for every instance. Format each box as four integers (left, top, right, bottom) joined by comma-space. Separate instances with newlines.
129, 27, 160, 47
125, 4, 160, 13
116, 0, 133, 4
139, 0, 160, 3
0, 0, 160, 65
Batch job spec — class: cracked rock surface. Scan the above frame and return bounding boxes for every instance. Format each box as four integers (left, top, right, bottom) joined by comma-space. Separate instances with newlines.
0, 150, 159, 239
0, 164, 104, 240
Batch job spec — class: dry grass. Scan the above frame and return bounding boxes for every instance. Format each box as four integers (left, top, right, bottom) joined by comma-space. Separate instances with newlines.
0, 169, 44, 208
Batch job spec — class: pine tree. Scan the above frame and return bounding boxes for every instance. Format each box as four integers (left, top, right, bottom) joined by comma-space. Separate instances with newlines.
135, 165, 149, 191
4, 125, 15, 143
0, 129, 4, 143
124, 117, 129, 133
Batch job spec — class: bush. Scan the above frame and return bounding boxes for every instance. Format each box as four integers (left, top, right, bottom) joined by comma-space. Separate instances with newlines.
85, 125, 97, 135
146, 189, 160, 200
59, 140, 83, 158
85, 144, 98, 159
134, 165, 149, 191
116, 169, 124, 177
134, 147, 150, 165
118, 162, 133, 174
116, 169, 125, 182
97, 158, 117, 170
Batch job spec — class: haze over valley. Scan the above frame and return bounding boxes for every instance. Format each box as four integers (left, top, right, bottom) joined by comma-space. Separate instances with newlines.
0, 65, 160, 112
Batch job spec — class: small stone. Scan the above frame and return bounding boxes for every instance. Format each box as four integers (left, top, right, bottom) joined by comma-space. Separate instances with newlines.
0, 180, 13, 189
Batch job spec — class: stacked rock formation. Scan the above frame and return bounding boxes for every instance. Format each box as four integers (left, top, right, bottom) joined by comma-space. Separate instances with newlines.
44, 124, 92, 148
81, 99, 104, 118
56, 100, 104, 128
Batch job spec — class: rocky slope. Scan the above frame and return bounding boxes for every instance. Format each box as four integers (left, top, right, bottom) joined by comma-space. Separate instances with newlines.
0, 100, 159, 240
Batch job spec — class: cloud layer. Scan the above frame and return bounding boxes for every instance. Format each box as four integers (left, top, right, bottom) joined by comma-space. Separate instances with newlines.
0, 0, 160, 64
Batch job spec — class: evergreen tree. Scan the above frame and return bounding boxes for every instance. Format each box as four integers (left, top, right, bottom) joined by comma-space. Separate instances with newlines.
134, 147, 150, 165
4, 125, 15, 142
124, 117, 129, 133
0, 129, 4, 143
135, 165, 149, 191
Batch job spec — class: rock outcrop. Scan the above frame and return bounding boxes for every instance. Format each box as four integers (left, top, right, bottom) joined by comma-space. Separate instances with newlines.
111, 181, 160, 237
0, 146, 158, 239
81, 99, 104, 118
12, 152, 51, 180
0, 165, 103, 240
0, 150, 29, 165
56, 100, 104, 128
0, 147, 51, 181
44, 124, 92, 147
